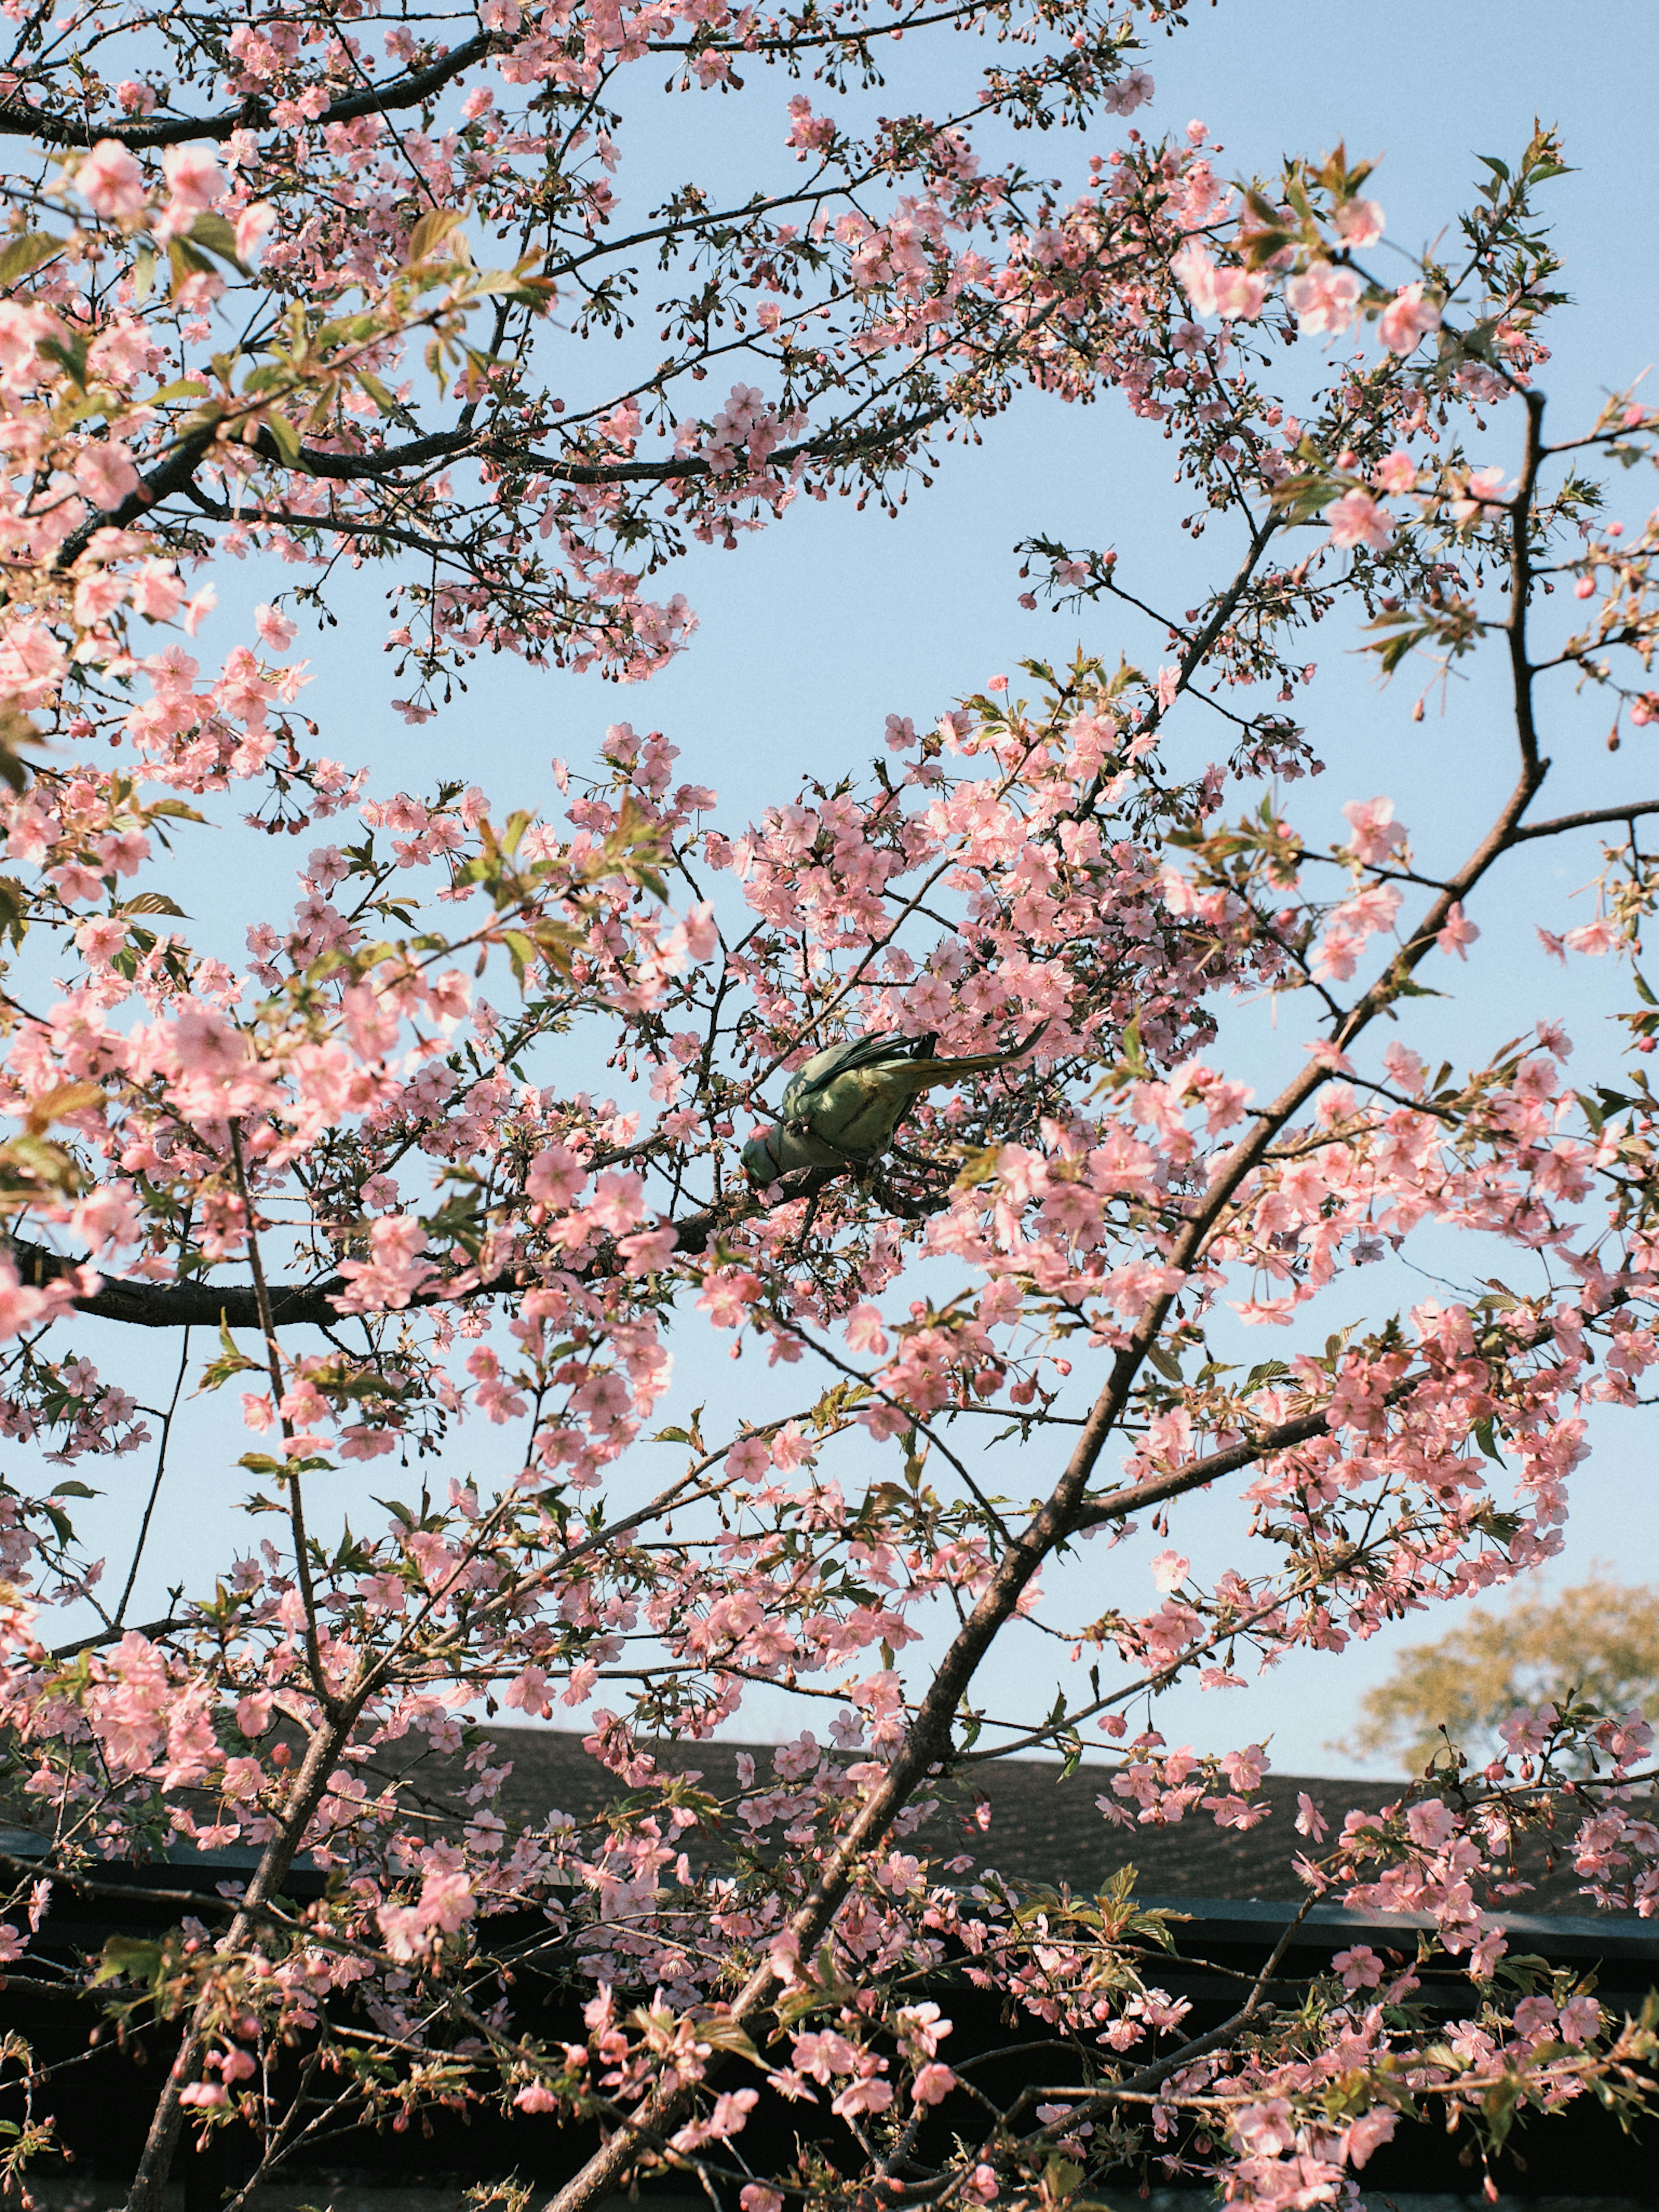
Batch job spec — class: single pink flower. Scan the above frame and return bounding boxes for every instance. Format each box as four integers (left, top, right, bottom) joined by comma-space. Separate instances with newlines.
1327, 488, 1393, 550
1379, 280, 1440, 353
76, 140, 146, 221
1287, 261, 1361, 335
1436, 901, 1480, 959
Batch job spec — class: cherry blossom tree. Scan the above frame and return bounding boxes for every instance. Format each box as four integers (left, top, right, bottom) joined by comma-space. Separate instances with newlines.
0, 3, 1653, 2209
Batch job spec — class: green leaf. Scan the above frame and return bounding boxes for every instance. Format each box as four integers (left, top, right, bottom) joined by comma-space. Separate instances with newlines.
37, 331, 88, 389
145, 377, 211, 407
261, 409, 304, 468
474, 271, 547, 302
119, 892, 188, 918
695, 2017, 762, 2065
357, 371, 400, 417
500, 928, 537, 981
0, 231, 65, 289
239, 362, 295, 397
405, 207, 467, 266
188, 210, 248, 274
167, 236, 217, 291
92, 1936, 163, 1987
1243, 1358, 1291, 1393
1043, 2155, 1085, 2203
200, 1347, 262, 1392
0, 1134, 86, 1201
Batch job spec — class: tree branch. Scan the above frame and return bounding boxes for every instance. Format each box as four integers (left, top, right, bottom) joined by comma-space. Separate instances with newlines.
1510, 797, 1659, 843
4, 1160, 843, 1330
182, 393, 964, 500
0, 35, 498, 151
1069, 1409, 1334, 1530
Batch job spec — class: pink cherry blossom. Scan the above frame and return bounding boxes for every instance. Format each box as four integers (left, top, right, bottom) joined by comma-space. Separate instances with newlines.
1378, 279, 1441, 352
1101, 67, 1154, 115
1436, 901, 1480, 958
156, 145, 224, 241
1342, 796, 1407, 864
1448, 465, 1513, 523
76, 140, 146, 221
1286, 261, 1362, 335
1334, 197, 1384, 247
254, 603, 297, 651
912, 2063, 956, 2104
1327, 488, 1393, 550
73, 440, 140, 512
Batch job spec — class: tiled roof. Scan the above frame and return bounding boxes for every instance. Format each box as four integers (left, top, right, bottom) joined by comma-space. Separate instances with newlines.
0, 1726, 1630, 1926
467, 1729, 1616, 1919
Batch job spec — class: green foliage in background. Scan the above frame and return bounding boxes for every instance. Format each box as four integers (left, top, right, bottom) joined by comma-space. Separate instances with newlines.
1339, 1574, 1659, 1774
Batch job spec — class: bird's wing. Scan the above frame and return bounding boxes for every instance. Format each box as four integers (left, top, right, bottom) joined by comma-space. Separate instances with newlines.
784, 1030, 911, 1104
823, 1029, 913, 1075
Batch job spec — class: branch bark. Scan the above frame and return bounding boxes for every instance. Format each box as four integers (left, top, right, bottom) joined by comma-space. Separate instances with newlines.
121, 1707, 365, 2212
6, 1161, 843, 1330
0, 36, 498, 151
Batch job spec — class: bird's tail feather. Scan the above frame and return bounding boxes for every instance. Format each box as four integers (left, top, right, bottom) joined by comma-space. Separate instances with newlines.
902, 1023, 1047, 1087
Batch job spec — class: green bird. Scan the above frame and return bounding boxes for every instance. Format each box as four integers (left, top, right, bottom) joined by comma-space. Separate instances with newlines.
741, 1026, 1043, 1186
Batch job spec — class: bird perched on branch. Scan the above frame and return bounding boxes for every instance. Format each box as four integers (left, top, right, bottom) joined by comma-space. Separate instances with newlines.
741, 1027, 1044, 1186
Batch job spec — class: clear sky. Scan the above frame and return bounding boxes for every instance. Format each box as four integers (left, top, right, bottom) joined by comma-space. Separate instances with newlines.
58, 0, 1659, 1780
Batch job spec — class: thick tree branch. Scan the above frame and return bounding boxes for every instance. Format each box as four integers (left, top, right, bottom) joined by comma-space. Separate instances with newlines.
165, 394, 962, 504
4, 1161, 843, 1330
1510, 797, 1659, 843
0, 36, 498, 150
1069, 1408, 1333, 1529
1509, 390, 1548, 778
0, 1, 1012, 152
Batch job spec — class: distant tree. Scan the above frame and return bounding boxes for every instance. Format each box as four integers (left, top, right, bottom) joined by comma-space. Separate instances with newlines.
1341, 1575, 1659, 1777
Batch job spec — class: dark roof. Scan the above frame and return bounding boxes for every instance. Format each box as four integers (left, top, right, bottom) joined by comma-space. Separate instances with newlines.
471, 1730, 1626, 1920
0, 1728, 1637, 1930
3, 1734, 1654, 2205
475, 1732, 1359, 1897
